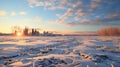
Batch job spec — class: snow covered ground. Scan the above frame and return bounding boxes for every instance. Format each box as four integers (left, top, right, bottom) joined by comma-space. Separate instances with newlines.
0, 36, 120, 67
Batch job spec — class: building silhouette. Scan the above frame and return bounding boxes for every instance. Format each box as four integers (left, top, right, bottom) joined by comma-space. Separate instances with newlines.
31, 28, 39, 36
23, 27, 29, 36
12, 26, 62, 36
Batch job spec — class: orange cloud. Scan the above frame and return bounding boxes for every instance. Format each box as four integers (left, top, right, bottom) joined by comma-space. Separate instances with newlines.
0, 10, 6, 16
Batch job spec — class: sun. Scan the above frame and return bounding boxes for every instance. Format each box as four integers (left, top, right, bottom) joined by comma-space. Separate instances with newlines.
16, 32, 22, 36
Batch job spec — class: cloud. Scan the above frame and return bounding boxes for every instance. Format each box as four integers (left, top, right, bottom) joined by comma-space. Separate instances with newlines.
0, 10, 6, 16
68, 1, 82, 8
108, 14, 120, 19
19, 11, 27, 15
28, 0, 52, 9
91, 0, 101, 8
0, 10, 28, 16
10, 12, 16, 16
74, 17, 80, 21
27, 0, 120, 26
65, 17, 120, 26
48, 5, 65, 10
76, 9, 85, 16
96, 16, 100, 18
27, 0, 74, 10
28, 0, 37, 4
61, 8, 74, 18
29, 5, 34, 8
52, 14, 120, 26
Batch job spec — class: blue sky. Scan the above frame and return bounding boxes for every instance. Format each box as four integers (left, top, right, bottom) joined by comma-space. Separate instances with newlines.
0, 0, 120, 34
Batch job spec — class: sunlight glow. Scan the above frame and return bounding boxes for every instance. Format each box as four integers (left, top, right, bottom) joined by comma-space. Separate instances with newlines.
16, 32, 22, 36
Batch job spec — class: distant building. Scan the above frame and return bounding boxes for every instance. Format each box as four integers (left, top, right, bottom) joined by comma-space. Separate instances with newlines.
12, 26, 62, 36
31, 28, 39, 36
43, 31, 61, 36
23, 27, 29, 36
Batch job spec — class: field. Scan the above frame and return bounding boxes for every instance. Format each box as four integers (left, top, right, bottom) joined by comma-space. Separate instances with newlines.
0, 36, 120, 67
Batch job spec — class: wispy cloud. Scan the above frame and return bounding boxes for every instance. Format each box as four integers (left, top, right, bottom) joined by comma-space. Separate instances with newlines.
0, 10, 27, 16
28, 0, 68, 10
27, 0, 120, 26
10, 12, 16, 16
0, 10, 6, 16
19, 11, 27, 15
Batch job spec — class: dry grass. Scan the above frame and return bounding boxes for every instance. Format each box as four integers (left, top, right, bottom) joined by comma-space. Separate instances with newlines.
98, 27, 120, 36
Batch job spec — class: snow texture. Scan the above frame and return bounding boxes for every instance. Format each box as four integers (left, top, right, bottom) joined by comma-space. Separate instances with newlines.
0, 36, 120, 67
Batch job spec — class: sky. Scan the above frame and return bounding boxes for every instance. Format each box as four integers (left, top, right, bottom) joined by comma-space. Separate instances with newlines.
0, 0, 120, 34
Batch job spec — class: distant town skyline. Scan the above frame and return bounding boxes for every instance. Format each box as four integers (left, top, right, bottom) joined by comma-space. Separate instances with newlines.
0, 0, 120, 34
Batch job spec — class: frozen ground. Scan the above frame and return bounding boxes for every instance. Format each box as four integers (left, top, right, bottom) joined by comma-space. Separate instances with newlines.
0, 36, 120, 67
